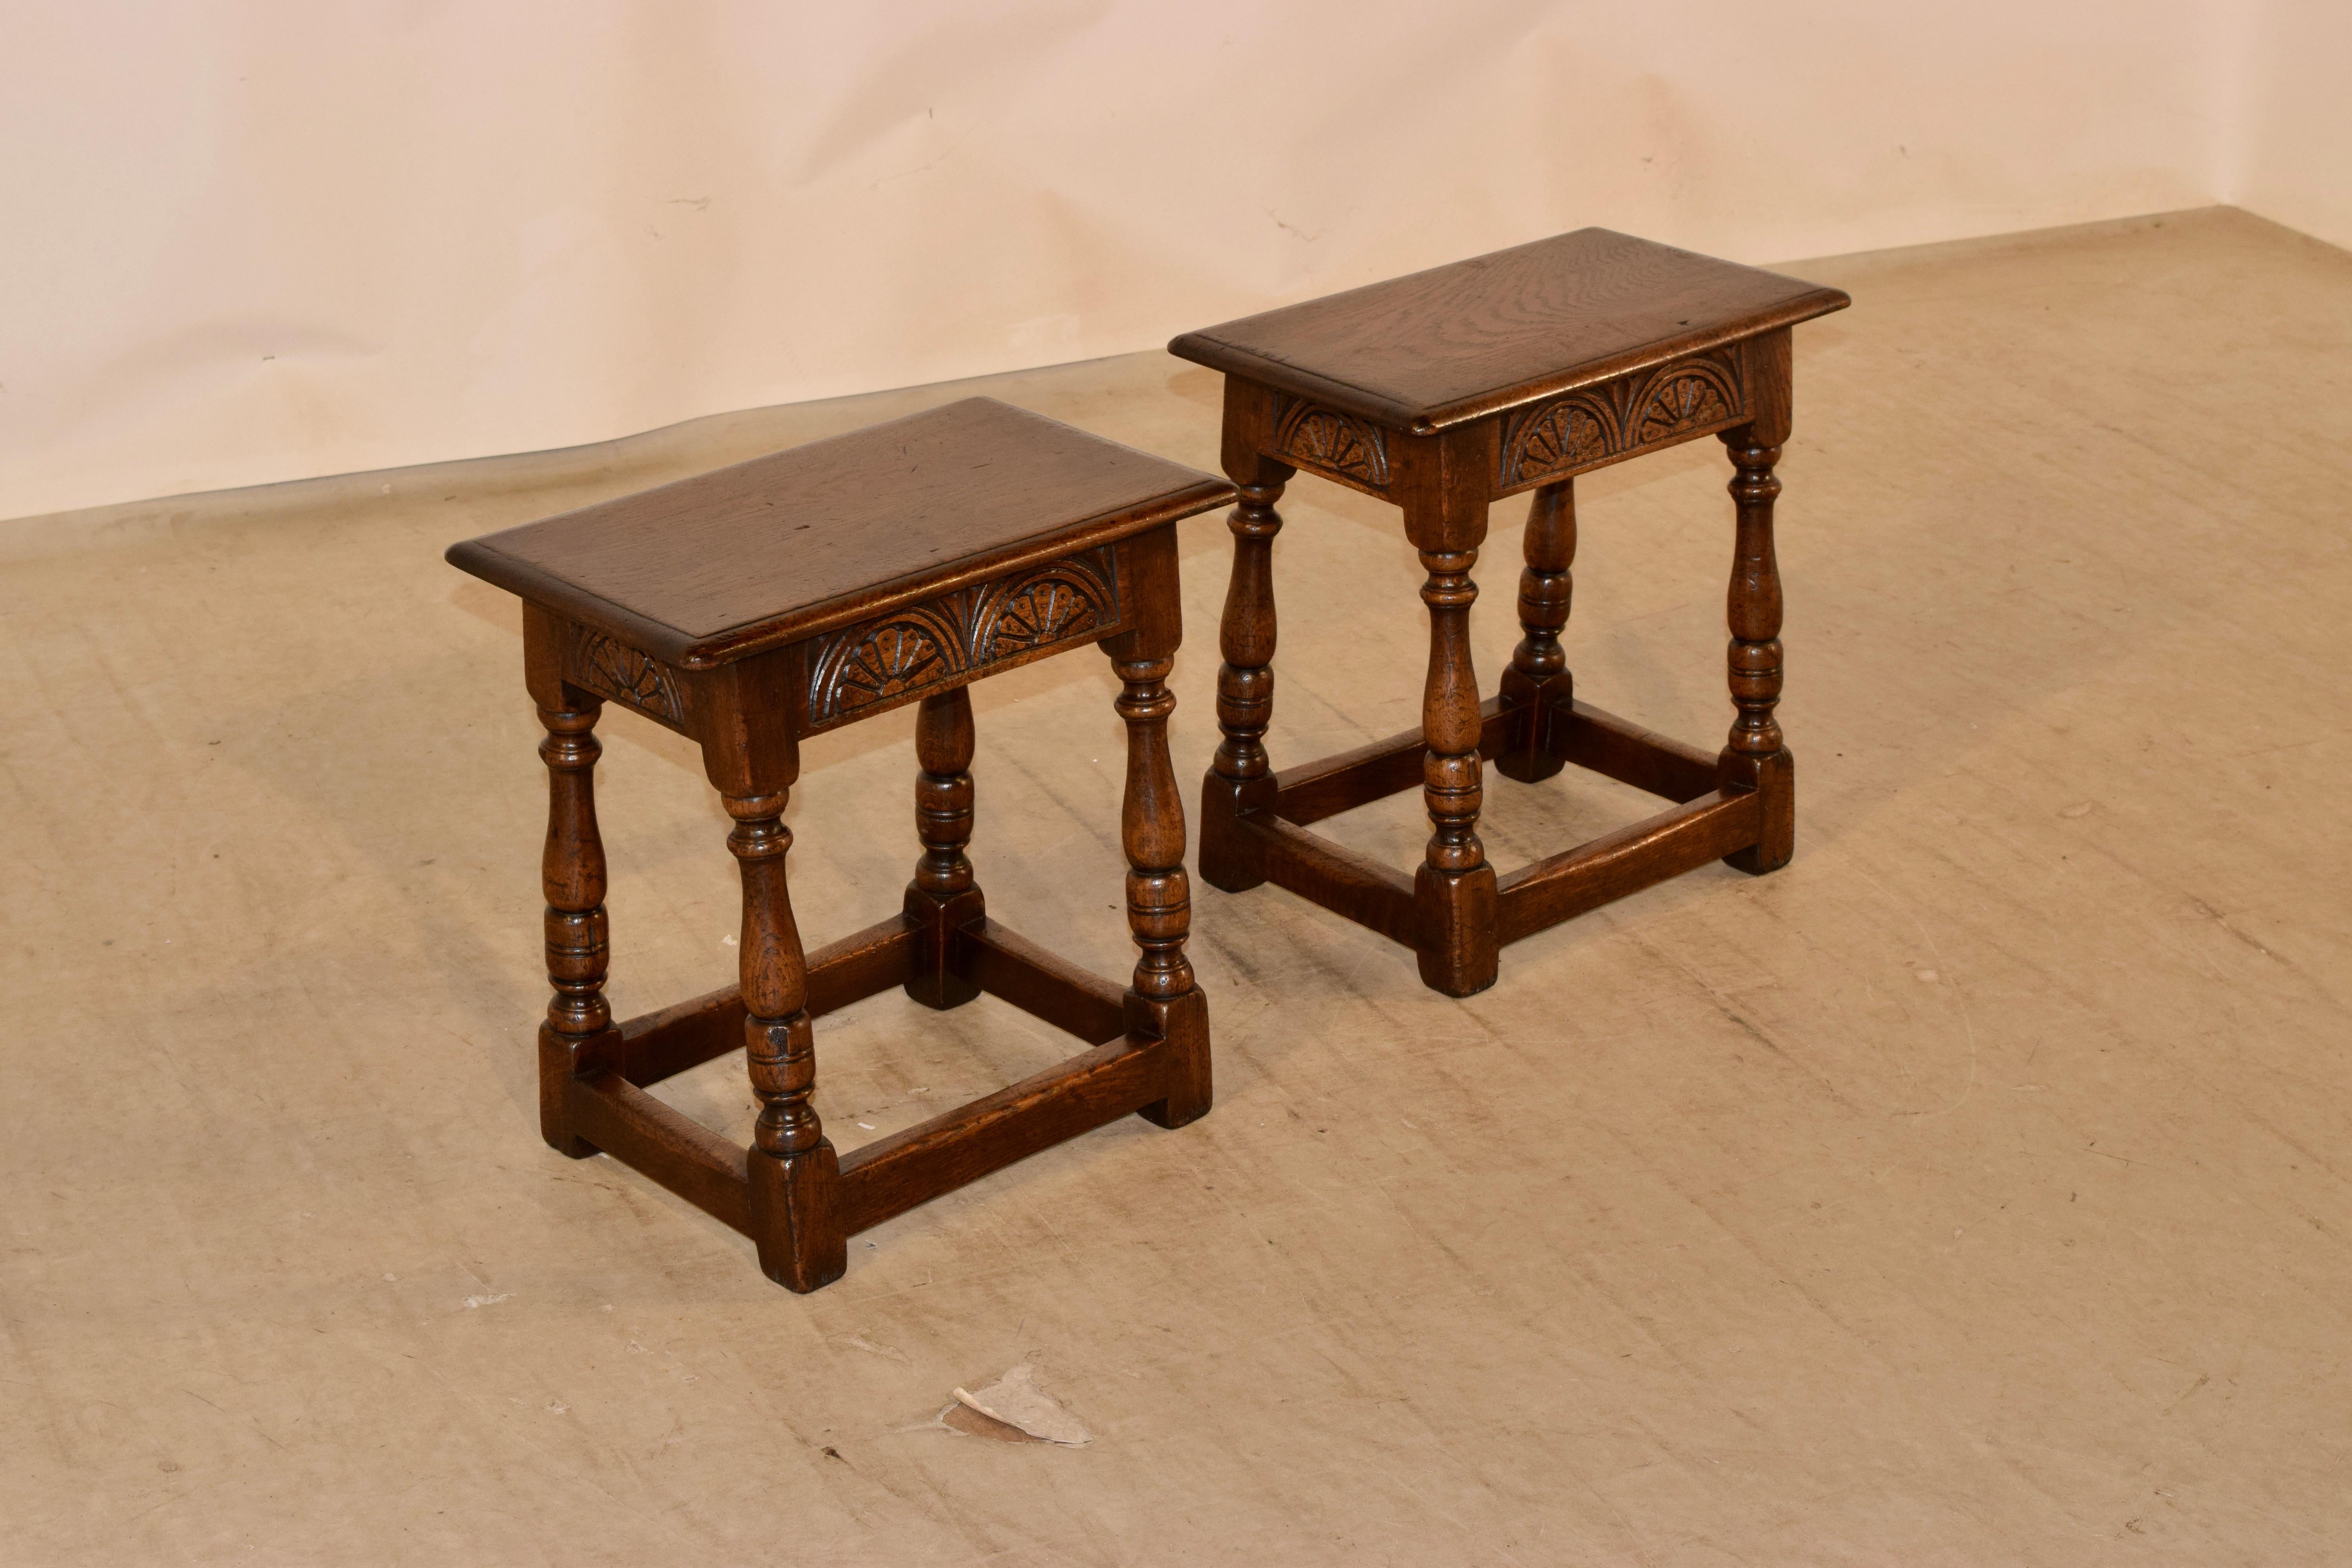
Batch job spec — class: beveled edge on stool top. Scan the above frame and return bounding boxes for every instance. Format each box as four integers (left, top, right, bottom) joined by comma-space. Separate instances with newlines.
444, 396, 1232, 670
1168, 227, 1850, 436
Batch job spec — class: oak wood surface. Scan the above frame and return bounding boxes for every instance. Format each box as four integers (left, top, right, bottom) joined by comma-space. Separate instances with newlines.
616, 984, 746, 1091
1184, 229, 1835, 992
1552, 700, 1720, 804
1272, 699, 1517, 827
1717, 336, 1796, 874
957, 918, 1129, 1045
569, 1074, 752, 1233
837, 1035, 1172, 1236
1170, 229, 1847, 434
446, 397, 1229, 668
1494, 480, 1575, 780
618, 914, 916, 1088
1493, 789, 1760, 943
454, 407, 1223, 1290
1237, 812, 1418, 946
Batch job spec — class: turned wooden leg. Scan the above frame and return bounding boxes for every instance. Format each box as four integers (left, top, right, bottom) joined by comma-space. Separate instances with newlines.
1110, 527, 1210, 1127
1495, 479, 1576, 783
1115, 650, 1210, 1126
1718, 430, 1793, 874
904, 687, 983, 1009
1414, 547, 1499, 995
1198, 461, 1289, 893
535, 697, 620, 1157
727, 790, 845, 1292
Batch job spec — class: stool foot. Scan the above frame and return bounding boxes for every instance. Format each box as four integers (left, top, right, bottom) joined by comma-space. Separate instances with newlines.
1492, 674, 1569, 784
1414, 862, 1499, 997
536, 1024, 616, 1159
749, 1142, 847, 1294
1129, 988, 1212, 1129
903, 886, 985, 1010
1198, 771, 1273, 893
1722, 749, 1795, 875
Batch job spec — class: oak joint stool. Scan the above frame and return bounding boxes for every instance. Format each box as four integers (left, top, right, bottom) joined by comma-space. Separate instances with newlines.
1171, 230, 1850, 996
448, 397, 1233, 1291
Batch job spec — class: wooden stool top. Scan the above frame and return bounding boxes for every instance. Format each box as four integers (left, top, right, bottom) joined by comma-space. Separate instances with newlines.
446, 397, 1229, 670
1169, 229, 1847, 435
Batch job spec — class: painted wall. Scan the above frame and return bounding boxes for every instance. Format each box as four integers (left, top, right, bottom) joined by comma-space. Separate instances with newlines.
2225, 1, 2352, 251
0, 0, 2318, 521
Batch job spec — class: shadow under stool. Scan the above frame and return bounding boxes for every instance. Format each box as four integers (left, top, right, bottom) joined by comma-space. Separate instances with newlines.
446, 396, 1234, 1291
1171, 229, 1851, 997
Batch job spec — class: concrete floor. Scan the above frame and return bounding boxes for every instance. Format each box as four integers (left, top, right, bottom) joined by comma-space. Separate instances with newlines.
4, 207, 2348, 1564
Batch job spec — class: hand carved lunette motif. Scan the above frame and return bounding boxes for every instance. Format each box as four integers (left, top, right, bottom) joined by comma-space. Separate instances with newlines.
1499, 350, 1746, 490
806, 547, 1122, 728
1273, 398, 1390, 493
567, 624, 688, 725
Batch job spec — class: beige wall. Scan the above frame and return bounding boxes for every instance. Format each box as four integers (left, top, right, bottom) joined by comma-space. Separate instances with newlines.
2226, 1, 2352, 251
0, 0, 2328, 522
